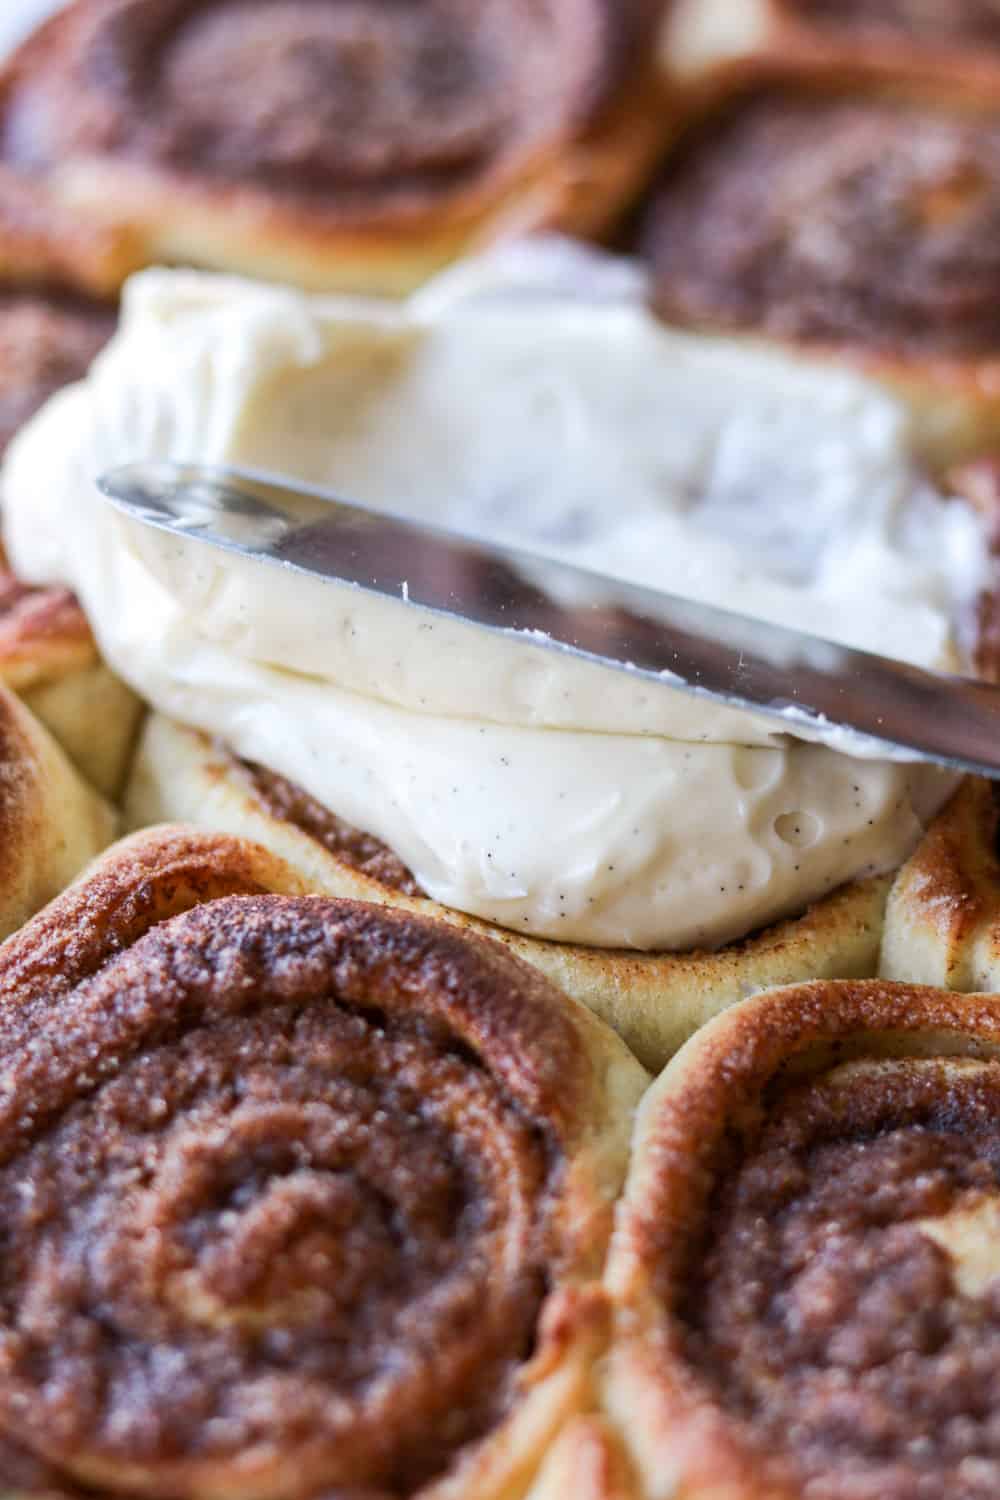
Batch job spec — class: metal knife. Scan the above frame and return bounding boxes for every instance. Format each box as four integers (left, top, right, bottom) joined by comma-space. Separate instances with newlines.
99, 460, 1000, 779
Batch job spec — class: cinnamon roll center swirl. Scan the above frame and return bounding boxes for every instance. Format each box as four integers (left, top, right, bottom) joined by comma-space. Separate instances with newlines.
644, 96, 1000, 356
6, 0, 633, 214
678, 1058, 1000, 1499
0, 895, 576, 1498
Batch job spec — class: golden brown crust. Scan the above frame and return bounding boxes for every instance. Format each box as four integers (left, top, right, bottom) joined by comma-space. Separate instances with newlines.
603, 977, 1000, 1499
125, 715, 893, 1071
0, 164, 138, 300
880, 776, 1000, 991
525, 1417, 638, 1500
0, 0, 671, 295
0, 560, 94, 689
0, 823, 646, 1498
0, 550, 141, 798
0, 680, 114, 940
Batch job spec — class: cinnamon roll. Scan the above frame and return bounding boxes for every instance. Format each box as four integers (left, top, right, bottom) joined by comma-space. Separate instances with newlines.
0, 0, 669, 294
0, 282, 113, 457
602, 977, 1000, 1500
0, 822, 647, 1498
0, 154, 124, 455
663, 0, 1000, 106
125, 715, 893, 1070
880, 776, 1000, 992
642, 92, 1000, 467
0, 554, 141, 798
0, 679, 113, 940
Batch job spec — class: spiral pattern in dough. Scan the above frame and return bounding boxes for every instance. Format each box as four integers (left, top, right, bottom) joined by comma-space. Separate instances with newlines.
0, 826, 644, 1498
644, 95, 1000, 357
605, 979, 1000, 1500
4, 0, 642, 223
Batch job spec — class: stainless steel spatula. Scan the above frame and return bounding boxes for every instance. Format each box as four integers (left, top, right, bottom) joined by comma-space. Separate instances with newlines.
98, 460, 1000, 779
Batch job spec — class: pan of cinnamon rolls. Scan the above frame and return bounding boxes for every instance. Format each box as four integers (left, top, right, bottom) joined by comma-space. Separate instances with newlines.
3, 0, 1000, 1496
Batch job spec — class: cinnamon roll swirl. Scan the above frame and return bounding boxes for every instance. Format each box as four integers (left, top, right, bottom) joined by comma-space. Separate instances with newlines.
642, 92, 1000, 466
0, 680, 113, 940
0, 823, 646, 1498
0, 0, 669, 294
0, 554, 141, 798
602, 977, 1000, 1500
125, 714, 892, 1070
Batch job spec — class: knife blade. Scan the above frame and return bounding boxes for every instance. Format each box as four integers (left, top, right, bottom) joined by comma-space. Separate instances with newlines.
98, 460, 1000, 779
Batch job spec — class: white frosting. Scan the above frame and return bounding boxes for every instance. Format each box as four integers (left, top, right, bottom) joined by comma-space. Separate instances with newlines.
3, 241, 986, 950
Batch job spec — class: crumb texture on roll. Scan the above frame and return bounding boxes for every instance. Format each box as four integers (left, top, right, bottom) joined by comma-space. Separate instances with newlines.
0, 825, 645, 1498
644, 95, 1000, 357
605, 979, 1000, 1500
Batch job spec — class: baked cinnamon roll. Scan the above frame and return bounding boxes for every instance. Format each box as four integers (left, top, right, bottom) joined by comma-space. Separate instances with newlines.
0, 679, 113, 939
880, 776, 1000, 991
0, 823, 646, 1498
0, 0, 669, 294
0, 283, 113, 457
0, 553, 141, 798
125, 715, 893, 1070
662, 0, 1000, 106
642, 92, 1000, 467
0, 157, 123, 456
0, 163, 137, 300
602, 977, 1000, 1500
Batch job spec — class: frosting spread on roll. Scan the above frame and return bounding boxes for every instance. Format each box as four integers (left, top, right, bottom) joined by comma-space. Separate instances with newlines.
3, 245, 987, 950
791, 0, 1000, 43
644, 96, 1000, 357
682, 1058, 1000, 1498
237, 756, 423, 897
2, 0, 642, 221
0, 823, 646, 1498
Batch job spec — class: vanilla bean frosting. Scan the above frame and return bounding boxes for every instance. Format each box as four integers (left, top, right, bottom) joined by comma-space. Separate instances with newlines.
2, 242, 988, 951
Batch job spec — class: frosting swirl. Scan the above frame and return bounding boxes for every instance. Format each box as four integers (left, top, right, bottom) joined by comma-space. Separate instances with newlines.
3, 0, 643, 223
644, 95, 1000, 357
0, 826, 640, 1497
